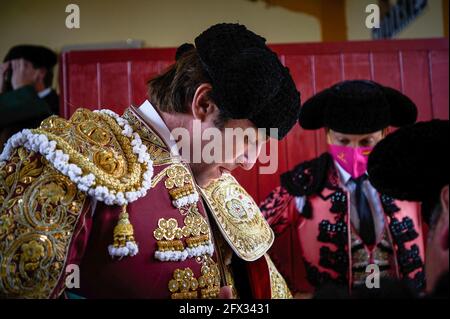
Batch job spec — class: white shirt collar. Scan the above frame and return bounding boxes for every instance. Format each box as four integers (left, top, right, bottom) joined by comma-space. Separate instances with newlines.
135, 100, 179, 156
37, 87, 52, 99
334, 160, 352, 185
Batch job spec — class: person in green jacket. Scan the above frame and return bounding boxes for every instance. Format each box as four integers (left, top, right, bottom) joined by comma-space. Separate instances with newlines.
0, 45, 59, 151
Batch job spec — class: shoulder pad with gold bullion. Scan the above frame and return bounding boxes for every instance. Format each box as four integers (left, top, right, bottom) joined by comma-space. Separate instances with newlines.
0, 146, 88, 298
199, 173, 274, 262
0, 108, 154, 206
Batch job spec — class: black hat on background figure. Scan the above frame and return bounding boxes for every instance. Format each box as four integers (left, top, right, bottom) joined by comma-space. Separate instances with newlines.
299, 80, 418, 134
4, 44, 57, 70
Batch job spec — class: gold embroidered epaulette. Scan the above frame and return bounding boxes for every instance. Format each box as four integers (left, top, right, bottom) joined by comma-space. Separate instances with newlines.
0, 146, 88, 298
0, 108, 154, 207
122, 108, 173, 166
199, 173, 274, 262
0, 108, 156, 260
264, 254, 293, 299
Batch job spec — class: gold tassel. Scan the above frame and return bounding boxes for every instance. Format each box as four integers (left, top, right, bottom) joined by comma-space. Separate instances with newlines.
108, 205, 139, 258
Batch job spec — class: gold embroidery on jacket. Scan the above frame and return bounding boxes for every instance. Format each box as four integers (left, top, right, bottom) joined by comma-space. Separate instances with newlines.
36, 109, 148, 193
122, 108, 221, 298
0, 148, 87, 298
200, 173, 274, 262
168, 268, 199, 299
351, 229, 395, 286
168, 257, 220, 299
154, 218, 184, 252
122, 109, 172, 165
164, 166, 197, 203
153, 213, 211, 253
264, 254, 293, 299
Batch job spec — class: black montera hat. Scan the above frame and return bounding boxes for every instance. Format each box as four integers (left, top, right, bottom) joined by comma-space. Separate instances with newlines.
299, 80, 417, 134
368, 120, 449, 222
177, 23, 301, 140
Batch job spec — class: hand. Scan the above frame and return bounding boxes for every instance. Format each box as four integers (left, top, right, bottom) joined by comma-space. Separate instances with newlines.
294, 292, 314, 299
0, 61, 10, 94
219, 285, 235, 299
11, 58, 39, 90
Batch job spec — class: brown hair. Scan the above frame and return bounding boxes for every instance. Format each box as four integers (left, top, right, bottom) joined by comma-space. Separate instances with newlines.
147, 49, 230, 129
148, 49, 210, 114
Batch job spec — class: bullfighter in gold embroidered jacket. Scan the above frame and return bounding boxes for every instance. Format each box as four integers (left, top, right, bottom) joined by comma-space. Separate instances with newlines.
0, 23, 301, 299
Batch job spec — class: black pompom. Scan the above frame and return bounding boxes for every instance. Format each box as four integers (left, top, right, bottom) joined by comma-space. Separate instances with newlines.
175, 43, 195, 61
194, 23, 301, 140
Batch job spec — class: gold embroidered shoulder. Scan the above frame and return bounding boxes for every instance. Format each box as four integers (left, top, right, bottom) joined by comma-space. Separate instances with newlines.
200, 173, 274, 262
0, 108, 158, 298
0, 108, 154, 206
0, 146, 88, 298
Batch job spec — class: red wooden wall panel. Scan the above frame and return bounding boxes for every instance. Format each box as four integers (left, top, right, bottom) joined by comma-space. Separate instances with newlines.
60, 47, 177, 118
430, 51, 450, 120
402, 51, 434, 121
99, 62, 130, 112
60, 39, 449, 293
371, 52, 402, 91
284, 55, 318, 168
343, 53, 372, 80
66, 63, 99, 110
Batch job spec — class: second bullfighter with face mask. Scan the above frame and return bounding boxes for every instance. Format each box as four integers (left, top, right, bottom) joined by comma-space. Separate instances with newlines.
260, 80, 425, 297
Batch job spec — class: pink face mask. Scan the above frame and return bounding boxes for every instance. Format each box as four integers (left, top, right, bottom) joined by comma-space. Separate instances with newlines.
329, 145, 373, 179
